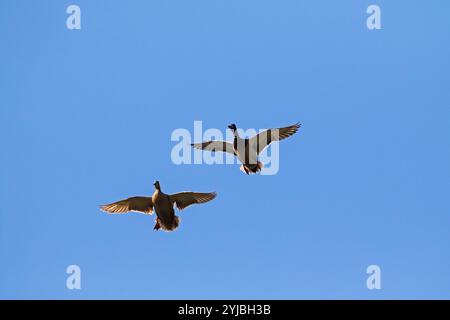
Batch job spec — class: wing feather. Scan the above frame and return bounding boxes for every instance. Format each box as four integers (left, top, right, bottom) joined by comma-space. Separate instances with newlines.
251, 122, 301, 154
169, 192, 217, 211
100, 196, 154, 215
191, 141, 236, 155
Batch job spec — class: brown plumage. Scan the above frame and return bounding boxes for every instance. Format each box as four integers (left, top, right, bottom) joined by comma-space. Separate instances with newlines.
191, 122, 301, 174
100, 181, 216, 232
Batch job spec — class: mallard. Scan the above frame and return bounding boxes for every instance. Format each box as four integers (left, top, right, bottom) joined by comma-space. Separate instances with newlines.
191, 122, 301, 174
100, 181, 216, 232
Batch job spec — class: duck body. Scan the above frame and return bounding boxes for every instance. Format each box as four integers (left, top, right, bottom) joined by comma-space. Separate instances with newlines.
232, 135, 263, 174
101, 181, 216, 232
191, 122, 300, 175
152, 189, 179, 231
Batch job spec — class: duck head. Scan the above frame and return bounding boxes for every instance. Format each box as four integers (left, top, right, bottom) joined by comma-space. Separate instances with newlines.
228, 123, 237, 132
153, 180, 161, 191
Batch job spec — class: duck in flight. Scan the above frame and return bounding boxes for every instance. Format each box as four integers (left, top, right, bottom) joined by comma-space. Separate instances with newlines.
191, 122, 301, 174
100, 181, 216, 232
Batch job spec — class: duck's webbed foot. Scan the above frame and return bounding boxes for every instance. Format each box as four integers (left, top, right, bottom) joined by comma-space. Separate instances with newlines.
153, 219, 161, 231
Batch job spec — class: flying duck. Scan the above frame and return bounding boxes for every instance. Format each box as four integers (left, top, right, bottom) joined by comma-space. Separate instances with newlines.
191, 122, 301, 174
100, 181, 216, 232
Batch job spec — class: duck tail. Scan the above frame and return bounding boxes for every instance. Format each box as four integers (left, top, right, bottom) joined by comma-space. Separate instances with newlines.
240, 161, 264, 174
159, 216, 180, 232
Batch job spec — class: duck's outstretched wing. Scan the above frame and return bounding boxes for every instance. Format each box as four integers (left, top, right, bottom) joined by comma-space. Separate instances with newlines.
169, 192, 217, 211
251, 122, 301, 154
191, 141, 236, 155
100, 197, 154, 215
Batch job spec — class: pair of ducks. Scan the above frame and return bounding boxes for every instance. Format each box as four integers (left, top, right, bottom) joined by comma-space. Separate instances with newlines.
101, 122, 301, 232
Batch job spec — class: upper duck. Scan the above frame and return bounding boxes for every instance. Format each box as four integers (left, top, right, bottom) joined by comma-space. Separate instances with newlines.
100, 181, 216, 232
191, 122, 301, 174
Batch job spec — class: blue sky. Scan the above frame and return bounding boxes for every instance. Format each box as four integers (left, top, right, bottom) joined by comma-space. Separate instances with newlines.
1, 0, 450, 299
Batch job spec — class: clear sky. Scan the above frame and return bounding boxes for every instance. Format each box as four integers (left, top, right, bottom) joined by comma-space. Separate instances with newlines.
1, 0, 450, 299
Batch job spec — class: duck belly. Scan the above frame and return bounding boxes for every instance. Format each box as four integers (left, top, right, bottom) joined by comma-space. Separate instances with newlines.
235, 147, 258, 166
154, 195, 179, 231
